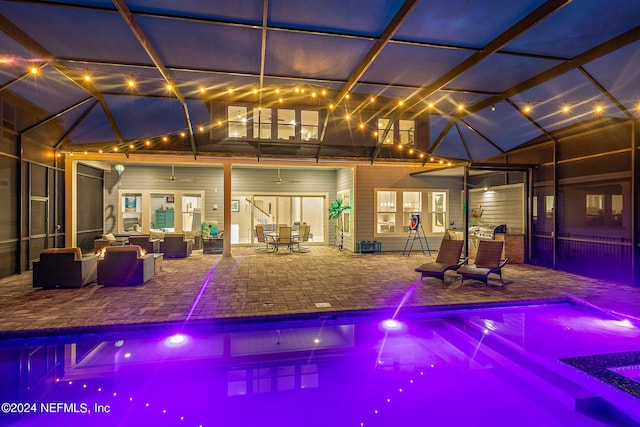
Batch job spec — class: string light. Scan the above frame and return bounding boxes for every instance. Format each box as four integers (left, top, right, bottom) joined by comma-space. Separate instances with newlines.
127, 79, 135, 88
166, 83, 173, 91
30, 66, 39, 75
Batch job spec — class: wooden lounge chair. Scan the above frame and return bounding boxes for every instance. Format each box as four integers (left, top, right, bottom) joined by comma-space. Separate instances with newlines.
415, 239, 466, 283
458, 240, 508, 286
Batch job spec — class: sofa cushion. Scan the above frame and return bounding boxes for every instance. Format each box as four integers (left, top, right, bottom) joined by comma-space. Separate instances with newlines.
106, 245, 141, 252
42, 247, 82, 260
103, 233, 116, 241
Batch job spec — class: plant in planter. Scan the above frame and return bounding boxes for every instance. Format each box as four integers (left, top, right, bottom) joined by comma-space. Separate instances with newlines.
328, 199, 351, 251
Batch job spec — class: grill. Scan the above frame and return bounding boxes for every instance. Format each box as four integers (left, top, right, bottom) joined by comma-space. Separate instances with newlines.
470, 224, 507, 240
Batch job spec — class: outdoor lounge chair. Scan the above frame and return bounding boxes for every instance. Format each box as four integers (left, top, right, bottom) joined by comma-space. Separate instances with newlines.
160, 233, 193, 258
33, 247, 98, 289
458, 240, 508, 286
415, 239, 466, 283
128, 234, 160, 254
97, 245, 154, 286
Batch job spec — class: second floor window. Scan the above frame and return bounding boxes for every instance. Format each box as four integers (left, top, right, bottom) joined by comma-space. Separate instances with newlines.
278, 109, 296, 140
301, 110, 319, 141
253, 108, 271, 139
228, 106, 247, 138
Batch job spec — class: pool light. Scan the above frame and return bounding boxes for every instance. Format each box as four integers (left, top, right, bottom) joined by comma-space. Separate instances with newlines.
381, 319, 403, 331
164, 333, 189, 348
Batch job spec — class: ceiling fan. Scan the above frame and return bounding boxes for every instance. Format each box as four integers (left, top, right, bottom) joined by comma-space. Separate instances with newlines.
265, 169, 299, 184
154, 165, 193, 183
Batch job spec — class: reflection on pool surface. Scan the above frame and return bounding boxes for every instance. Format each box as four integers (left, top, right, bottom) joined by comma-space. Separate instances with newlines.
1, 301, 639, 427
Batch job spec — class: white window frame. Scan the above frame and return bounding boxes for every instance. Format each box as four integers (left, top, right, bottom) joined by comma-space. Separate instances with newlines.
374, 188, 448, 237
337, 189, 351, 236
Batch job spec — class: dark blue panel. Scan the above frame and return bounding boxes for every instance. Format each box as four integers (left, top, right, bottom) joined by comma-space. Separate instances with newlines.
512, 69, 627, 132
128, 0, 263, 22
1, 2, 151, 64
269, 0, 404, 35
265, 31, 372, 81
138, 17, 262, 74
8, 64, 89, 114
362, 44, 471, 88
464, 102, 543, 152
0, 32, 34, 86
67, 106, 117, 144
505, 0, 640, 57
447, 53, 561, 93
583, 41, 640, 118
396, 0, 544, 47
104, 95, 191, 140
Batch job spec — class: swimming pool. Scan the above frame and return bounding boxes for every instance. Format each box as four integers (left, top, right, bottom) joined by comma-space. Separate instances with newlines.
1, 300, 639, 427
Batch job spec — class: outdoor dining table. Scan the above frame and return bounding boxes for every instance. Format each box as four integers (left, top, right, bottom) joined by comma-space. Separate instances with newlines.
265, 230, 301, 252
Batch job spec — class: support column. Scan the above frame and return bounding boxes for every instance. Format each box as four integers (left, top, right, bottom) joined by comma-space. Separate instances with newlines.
632, 120, 638, 285
64, 157, 77, 248
552, 138, 558, 270
223, 162, 232, 257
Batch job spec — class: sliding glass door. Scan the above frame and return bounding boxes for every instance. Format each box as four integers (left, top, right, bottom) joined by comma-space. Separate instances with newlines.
231, 194, 325, 244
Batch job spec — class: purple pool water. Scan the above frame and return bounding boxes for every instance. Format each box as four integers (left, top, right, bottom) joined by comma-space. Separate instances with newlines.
1, 301, 639, 427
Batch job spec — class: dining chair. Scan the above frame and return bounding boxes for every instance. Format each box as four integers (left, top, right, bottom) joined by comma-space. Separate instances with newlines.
294, 224, 311, 252
277, 226, 293, 253
255, 224, 275, 252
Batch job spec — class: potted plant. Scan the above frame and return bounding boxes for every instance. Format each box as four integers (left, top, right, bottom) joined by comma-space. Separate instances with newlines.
328, 199, 351, 251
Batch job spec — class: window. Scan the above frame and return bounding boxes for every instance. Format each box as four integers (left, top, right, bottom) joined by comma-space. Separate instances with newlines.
338, 190, 351, 236
253, 108, 271, 139
378, 119, 394, 144
402, 191, 421, 232
545, 195, 554, 218
228, 106, 247, 138
121, 193, 142, 232
399, 120, 414, 145
376, 191, 396, 234
426, 191, 447, 233
375, 189, 447, 236
586, 194, 604, 225
181, 194, 202, 233
277, 109, 295, 140
611, 194, 623, 226
301, 110, 319, 141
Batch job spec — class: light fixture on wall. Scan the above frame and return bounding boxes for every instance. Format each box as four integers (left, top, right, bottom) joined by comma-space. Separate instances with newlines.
114, 164, 125, 176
